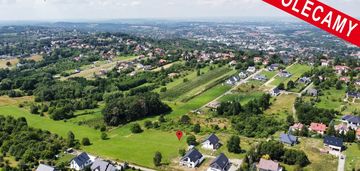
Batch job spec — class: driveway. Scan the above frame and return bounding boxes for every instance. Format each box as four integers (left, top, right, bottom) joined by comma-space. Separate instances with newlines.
338, 154, 346, 171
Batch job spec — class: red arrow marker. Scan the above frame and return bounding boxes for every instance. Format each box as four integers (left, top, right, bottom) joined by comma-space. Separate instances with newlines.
176, 130, 183, 141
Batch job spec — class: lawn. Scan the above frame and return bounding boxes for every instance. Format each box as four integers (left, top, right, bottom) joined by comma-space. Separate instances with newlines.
220, 83, 264, 105
259, 70, 277, 79
0, 55, 43, 69
345, 143, 360, 171
270, 64, 312, 86
265, 93, 298, 121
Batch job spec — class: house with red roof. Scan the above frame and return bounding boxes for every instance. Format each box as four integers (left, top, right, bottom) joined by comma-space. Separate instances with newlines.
334, 65, 351, 74
256, 159, 283, 171
309, 123, 327, 135
357, 128, 360, 140
290, 123, 304, 132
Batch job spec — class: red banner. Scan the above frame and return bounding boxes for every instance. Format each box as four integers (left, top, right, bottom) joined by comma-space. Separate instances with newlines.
263, 0, 360, 47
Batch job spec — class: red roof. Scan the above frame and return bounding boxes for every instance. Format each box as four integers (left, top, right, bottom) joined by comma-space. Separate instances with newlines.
334, 65, 350, 70
290, 123, 304, 130
357, 128, 360, 136
257, 159, 280, 171
310, 123, 327, 132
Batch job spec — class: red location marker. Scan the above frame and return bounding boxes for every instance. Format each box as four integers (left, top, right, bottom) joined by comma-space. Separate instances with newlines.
176, 130, 183, 141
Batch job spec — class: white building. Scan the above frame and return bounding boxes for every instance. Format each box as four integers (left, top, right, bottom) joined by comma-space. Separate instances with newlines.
70, 152, 94, 171
180, 149, 205, 168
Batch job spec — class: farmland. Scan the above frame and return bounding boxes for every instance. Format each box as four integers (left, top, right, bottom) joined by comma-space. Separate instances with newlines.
0, 55, 43, 68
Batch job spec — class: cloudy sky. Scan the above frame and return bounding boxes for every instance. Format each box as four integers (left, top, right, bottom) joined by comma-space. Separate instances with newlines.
0, 0, 359, 21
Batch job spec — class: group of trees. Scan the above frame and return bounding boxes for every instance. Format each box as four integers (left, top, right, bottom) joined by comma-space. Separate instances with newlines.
103, 92, 171, 126
295, 98, 337, 125
0, 116, 67, 170
242, 141, 310, 170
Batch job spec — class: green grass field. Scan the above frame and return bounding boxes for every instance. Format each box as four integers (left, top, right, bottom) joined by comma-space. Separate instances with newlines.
161, 66, 234, 102
259, 70, 277, 79
345, 143, 360, 171
0, 83, 232, 168
265, 94, 298, 121
270, 64, 312, 86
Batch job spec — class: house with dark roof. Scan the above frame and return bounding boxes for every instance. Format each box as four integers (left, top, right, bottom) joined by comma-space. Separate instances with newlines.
70, 152, 93, 171
202, 133, 221, 150
342, 115, 360, 129
269, 87, 281, 96
226, 76, 241, 85
279, 133, 298, 146
346, 92, 360, 99
90, 159, 118, 171
256, 158, 283, 171
207, 153, 230, 171
179, 149, 205, 168
253, 74, 267, 81
299, 77, 311, 84
324, 136, 343, 156
278, 70, 292, 78
307, 88, 318, 96
36, 164, 56, 171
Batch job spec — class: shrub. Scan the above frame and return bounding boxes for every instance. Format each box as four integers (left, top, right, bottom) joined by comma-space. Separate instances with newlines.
130, 123, 143, 133
82, 137, 91, 146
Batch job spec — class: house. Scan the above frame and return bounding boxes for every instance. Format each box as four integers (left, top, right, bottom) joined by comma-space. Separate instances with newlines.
180, 149, 205, 168
202, 133, 221, 150
321, 60, 330, 67
207, 101, 221, 111
346, 92, 360, 100
307, 88, 318, 96
239, 72, 247, 79
229, 60, 237, 66
226, 76, 240, 85
335, 123, 349, 134
36, 164, 55, 171
290, 123, 304, 132
356, 128, 360, 140
342, 115, 360, 129
334, 65, 351, 74
207, 153, 230, 171
309, 123, 327, 135
339, 77, 350, 83
246, 66, 256, 73
298, 77, 311, 84
70, 152, 93, 171
91, 159, 118, 171
253, 74, 267, 81
278, 70, 292, 78
355, 80, 360, 86
269, 87, 281, 96
279, 133, 298, 146
267, 64, 280, 71
256, 158, 283, 171
254, 57, 262, 63
324, 136, 343, 156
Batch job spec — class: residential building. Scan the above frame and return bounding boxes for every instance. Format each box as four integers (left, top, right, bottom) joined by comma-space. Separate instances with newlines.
253, 74, 267, 81
202, 133, 221, 150
335, 123, 349, 134
346, 92, 360, 100
279, 133, 298, 146
256, 158, 283, 171
334, 65, 351, 74
180, 149, 205, 168
239, 72, 247, 79
357, 128, 360, 140
90, 159, 118, 171
342, 115, 360, 129
269, 87, 281, 96
36, 164, 56, 171
207, 153, 230, 171
70, 152, 93, 171
309, 123, 327, 135
298, 77, 311, 84
323, 136, 343, 156
246, 66, 256, 73
278, 70, 292, 78
289, 123, 304, 132
307, 88, 318, 96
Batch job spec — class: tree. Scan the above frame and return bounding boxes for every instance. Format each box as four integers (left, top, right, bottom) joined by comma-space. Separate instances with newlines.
186, 135, 197, 146
67, 131, 75, 147
193, 124, 201, 133
227, 136, 241, 153
179, 149, 186, 156
277, 83, 285, 90
30, 104, 39, 114
5, 61, 11, 67
153, 151, 162, 167
158, 115, 166, 123
82, 137, 91, 146
326, 123, 336, 136
345, 129, 356, 142
144, 120, 153, 129
287, 80, 295, 90
286, 115, 295, 127
336, 81, 342, 90
101, 132, 108, 140
130, 123, 143, 133
180, 115, 191, 124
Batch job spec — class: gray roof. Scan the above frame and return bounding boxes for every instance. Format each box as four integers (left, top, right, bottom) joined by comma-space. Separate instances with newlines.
347, 92, 360, 98
209, 153, 229, 170
280, 133, 297, 145
36, 164, 55, 171
342, 115, 360, 124
181, 149, 203, 163
204, 133, 220, 145
324, 136, 343, 148
72, 152, 91, 167
91, 160, 117, 171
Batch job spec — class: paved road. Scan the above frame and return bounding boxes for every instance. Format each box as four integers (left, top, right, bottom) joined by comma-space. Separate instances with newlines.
199, 68, 264, 109
338, 154, 345, 171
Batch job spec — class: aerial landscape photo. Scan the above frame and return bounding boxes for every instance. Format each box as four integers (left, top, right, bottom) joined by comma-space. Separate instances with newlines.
0, 0, 359, 171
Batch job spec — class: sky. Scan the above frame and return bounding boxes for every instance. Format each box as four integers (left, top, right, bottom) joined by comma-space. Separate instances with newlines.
0, 0, 359, 21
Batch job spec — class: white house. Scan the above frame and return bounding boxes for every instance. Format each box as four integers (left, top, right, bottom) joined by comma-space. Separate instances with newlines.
246, 66, 256, 73
269, 87, 281, 96
324, 136, 343, 156
202, 133, 220, 150
180, 149, 205, 168
70, 152, 94, 171
207, 153, 230, 171
36, 164, 55, 171
342, 115, 360, 130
